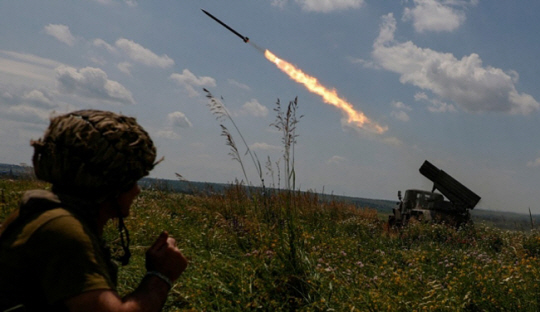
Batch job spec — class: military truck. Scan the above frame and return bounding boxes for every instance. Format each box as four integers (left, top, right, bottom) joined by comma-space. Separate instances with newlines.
388, 160, 481, 227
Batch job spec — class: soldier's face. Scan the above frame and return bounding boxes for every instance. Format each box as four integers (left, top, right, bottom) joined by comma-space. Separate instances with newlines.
117, 183, 141, 217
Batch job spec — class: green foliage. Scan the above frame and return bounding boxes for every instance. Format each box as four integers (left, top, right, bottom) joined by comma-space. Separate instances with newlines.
523, 231, 540, 257
121, 189, 540, 311
0, 179, 49, 219
3, 179, 540, 310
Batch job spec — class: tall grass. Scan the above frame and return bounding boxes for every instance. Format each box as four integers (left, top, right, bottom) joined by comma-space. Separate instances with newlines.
2, 179, 540, 310
204, 88, 263, 190
203, 91, 307, 288
105, 187, 540, 311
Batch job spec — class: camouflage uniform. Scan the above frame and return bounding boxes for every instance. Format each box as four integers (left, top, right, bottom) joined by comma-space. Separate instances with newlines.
0, 110, 158, 311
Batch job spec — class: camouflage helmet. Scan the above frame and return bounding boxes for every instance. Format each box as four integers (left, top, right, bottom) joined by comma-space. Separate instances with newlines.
31, 110, 158, 202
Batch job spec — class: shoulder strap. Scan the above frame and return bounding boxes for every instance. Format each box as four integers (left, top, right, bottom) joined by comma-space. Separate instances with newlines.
0, 208, 71, 244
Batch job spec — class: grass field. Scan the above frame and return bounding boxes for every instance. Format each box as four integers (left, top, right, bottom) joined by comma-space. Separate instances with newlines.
2, 178, 540, 311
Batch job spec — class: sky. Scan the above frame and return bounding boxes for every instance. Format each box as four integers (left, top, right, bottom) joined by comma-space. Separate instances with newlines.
1, 0, 539, 213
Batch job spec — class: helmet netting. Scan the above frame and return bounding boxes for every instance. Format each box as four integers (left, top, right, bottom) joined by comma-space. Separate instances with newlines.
32, 110, 157, 201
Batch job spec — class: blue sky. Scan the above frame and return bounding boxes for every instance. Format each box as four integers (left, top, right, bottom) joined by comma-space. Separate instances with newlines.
1, 0, 539, 213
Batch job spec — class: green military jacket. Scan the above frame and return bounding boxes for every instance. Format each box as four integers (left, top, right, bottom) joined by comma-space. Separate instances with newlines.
0, 190, 117, 311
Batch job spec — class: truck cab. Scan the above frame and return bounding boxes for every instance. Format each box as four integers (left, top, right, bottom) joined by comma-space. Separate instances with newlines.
402, 189, 444, 211
388, 161, 480, 227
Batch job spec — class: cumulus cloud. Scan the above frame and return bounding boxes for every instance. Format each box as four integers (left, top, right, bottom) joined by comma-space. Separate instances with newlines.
55, 65, 135, 104
295, 0, 364, 12
328, 155, 346, 164
0, 53, 58, 83
402, 0, 473, 33
271, 0, 288, 9
240, 99, 268, 117
22, 89, 55, 108
115, 38, 174, 68
167, 111, 192, 128
156, 111, 192, 139
93, 38, 174, 68
228, 79, 250, 91
0, 88, 57, 111
372, 13, 539, 115
250, 142, 281, 151
349, 57, 380, 70
527, 157, 540, 168
0, 89, 56, 124
44, 24, 76, 46
170, 69, 216, 97
390, 101, 411, 121
93, 39, 116, 53
156, 130, 181, 140
3, 105, 52, 124
117, 62, 132, 75
414, 92, 456, 112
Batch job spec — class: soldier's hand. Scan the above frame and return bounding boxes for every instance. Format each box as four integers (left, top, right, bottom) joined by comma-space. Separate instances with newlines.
145, 231, 188, 282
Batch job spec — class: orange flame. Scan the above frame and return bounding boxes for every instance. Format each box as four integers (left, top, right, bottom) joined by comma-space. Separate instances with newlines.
264, 50, 387, 134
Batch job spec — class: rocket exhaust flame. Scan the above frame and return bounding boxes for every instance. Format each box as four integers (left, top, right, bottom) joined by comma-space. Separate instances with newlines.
201, 9, 386, 134
264, 50, 387, 134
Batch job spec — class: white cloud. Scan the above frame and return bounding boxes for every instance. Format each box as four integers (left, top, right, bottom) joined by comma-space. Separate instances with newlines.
390, 111, 410, 122
94, 38, 174, 68
117, 62, 132, 75
295, 0, 364, 12
0, 50, 62, 68
0, 88, 57, 112
0, 88, 57, 124
3, 105, 51, 124
372, 13, 540, 115
390, 101, 411, 121
349, 57, 380, 70
90, 57, 107, 66
328, 155, 346, 164
382, 136, 403, 146
115, 38, 174, 68
271, 0, 288, 9
402, 0, 469, 33
55, 65, 135, 105
156, 130, 181, 140
241, 99, 269, 117
250, 142, 281, 151
22, 90, 55, 108
0, 52, 61, 125
156, 111, 192, 139
167, 111, 192, 128
393, 101, 411, 111
44, 24, 76, 46
93, 39, 116, 53
0, 50, 61, 84
527, 157, 540, 168
228, 79, 250, 91
170, 69, 216, 97
415, 92, 456, 112
93, 0, 137, 7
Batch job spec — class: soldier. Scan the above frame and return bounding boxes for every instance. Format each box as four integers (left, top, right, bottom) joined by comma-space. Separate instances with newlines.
0, 110, 188, 311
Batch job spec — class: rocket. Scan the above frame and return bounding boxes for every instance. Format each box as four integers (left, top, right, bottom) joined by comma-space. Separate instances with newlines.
201, 9, 249, 43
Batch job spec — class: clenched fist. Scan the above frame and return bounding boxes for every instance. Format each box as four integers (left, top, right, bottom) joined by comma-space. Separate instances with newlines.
145, 231, 188, 282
